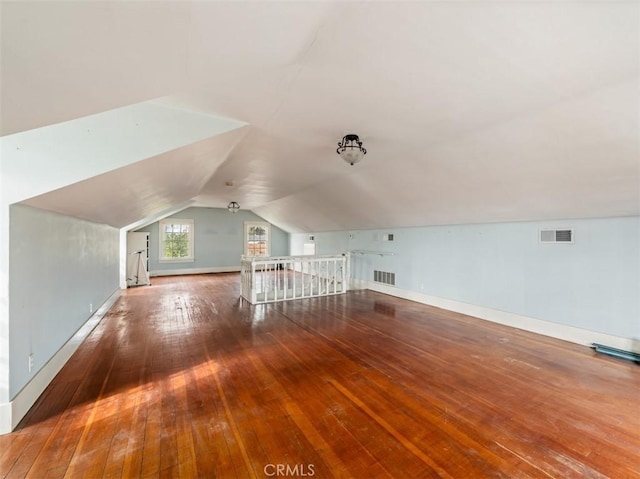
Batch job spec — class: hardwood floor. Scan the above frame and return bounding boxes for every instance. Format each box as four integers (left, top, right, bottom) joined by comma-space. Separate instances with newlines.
1, 273, 638, 478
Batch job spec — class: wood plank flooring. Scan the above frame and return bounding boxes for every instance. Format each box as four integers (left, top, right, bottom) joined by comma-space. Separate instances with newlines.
1, 273, 638, 478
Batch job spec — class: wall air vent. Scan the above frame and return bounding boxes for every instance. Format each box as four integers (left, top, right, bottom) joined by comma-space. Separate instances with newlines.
374, 270, 396, 286
308, 235, 315, 241
540, 229, 573, 244
382, 233, 394, 242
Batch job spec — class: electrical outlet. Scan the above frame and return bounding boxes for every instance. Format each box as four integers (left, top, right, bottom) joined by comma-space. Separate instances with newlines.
28, 353, 33, 373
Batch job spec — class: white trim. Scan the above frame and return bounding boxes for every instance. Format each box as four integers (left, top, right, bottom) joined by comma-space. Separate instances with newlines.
150, 266, 241, 277
351, 279, 638, 353
0, 404, 9, 436
0, 289, 121, 435
158, 258, 195, 264
244, 221, 271, 257
158, 218, 195, 262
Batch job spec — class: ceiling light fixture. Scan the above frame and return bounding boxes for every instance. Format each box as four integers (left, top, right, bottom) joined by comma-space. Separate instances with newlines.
227, 201, 240, 213
337, 134, 367, 165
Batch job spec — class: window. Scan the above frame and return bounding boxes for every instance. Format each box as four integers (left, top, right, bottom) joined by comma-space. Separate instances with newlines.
244, 222, 270, 257
303, 243, 316, 255
159, 218, 194, 262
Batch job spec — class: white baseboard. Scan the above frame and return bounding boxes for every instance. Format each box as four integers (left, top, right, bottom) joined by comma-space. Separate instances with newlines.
150, 266, 241, 277
0, 289, 121, 435
0, 402, 9, 436
351, 279, 638, 353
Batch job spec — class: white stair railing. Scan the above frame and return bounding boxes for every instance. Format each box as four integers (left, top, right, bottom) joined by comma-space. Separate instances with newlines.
240, 254, 348, 304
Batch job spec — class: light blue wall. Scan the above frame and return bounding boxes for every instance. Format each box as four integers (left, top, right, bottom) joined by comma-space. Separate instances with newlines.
292, 216, 640, 339
9, 205, 120, 398
139, 207, 290, 272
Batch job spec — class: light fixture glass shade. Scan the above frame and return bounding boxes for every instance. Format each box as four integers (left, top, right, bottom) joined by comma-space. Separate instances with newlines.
337, 134, 367, 165
227, 201, 240, 213
339, 149, 365, 165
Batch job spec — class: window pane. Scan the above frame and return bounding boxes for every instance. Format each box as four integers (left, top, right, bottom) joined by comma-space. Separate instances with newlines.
160, 220, 193, 260
246, 223, 269, 256
164, 231, 189, 258
247, 241, 267, 256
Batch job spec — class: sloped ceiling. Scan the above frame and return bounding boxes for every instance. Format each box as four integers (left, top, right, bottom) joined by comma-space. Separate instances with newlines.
1, 101, 248, 227
1, 2, 638, 233
22, 128, 249, 227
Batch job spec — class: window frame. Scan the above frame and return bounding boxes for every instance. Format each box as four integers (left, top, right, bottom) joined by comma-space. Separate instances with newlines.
158, 218, 195, 263
244, 221, 271, 257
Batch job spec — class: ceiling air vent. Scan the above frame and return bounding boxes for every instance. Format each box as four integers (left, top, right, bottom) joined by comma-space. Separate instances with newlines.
540, 229, 574, 244
374, 270, 396, 286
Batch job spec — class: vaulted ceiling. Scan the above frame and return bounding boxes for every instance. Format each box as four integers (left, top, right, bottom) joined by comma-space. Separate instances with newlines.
2, 2, 638, 233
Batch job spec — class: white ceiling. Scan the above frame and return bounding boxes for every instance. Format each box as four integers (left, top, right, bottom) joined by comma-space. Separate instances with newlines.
2, 1, 638, 233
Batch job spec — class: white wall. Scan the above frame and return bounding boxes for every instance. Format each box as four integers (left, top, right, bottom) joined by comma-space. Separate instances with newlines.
294, 216, 640, 342
8, 205, 120, 399
0, 204, 10, 431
